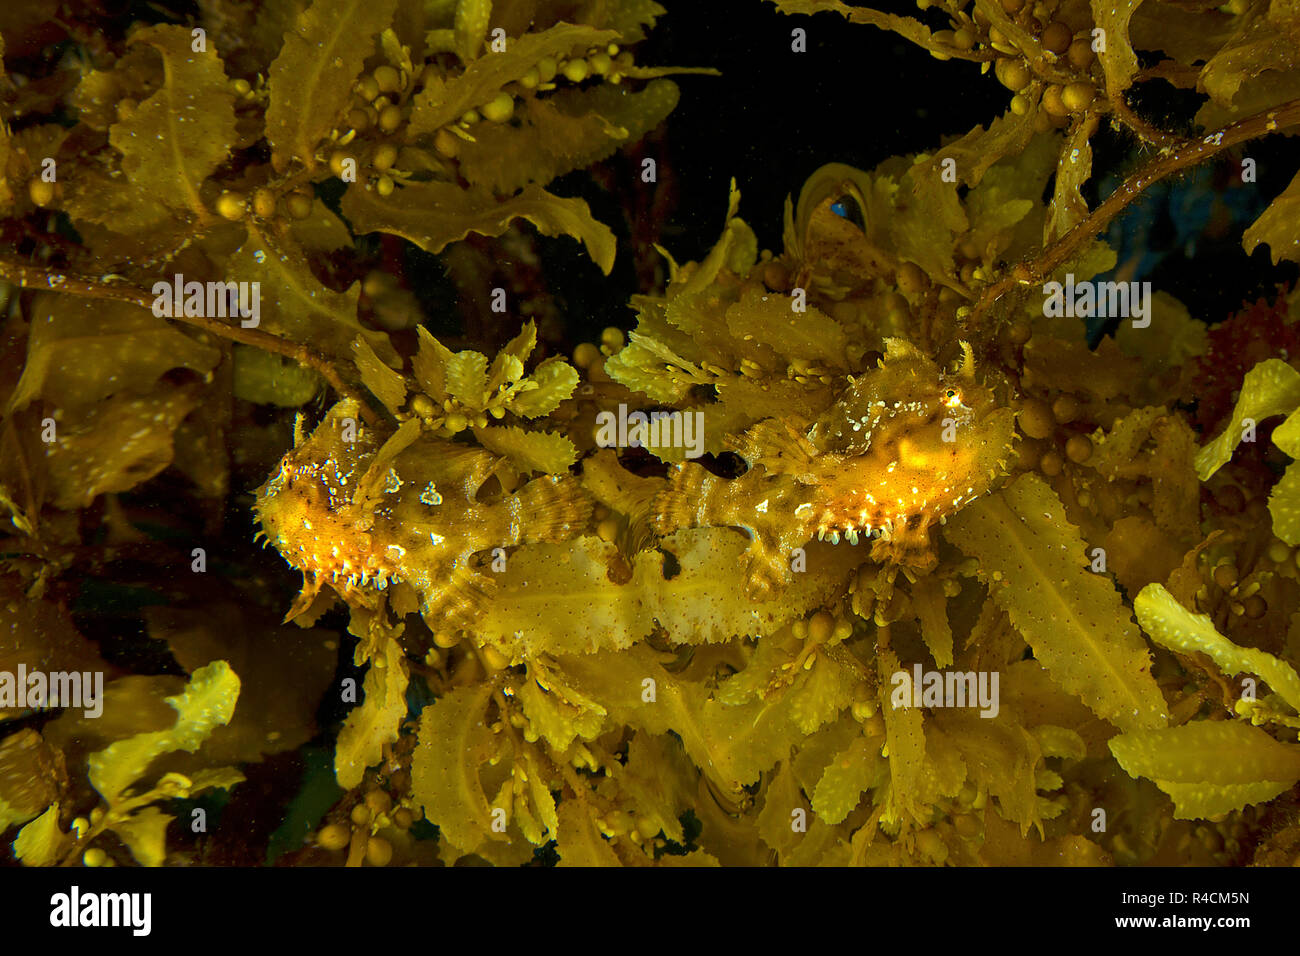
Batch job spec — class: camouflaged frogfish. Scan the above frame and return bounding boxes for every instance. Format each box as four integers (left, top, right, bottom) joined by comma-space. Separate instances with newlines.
254, 400, 592, 629
652, 339, 1016, 594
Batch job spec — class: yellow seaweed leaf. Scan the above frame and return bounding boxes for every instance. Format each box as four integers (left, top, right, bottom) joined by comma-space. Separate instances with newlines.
109, 24, 237, 218
782, 817, 851, 866
787, 646, 862, 735
796, 718, 863, 800
1020, 334, 1131, 402
0, 730, 60, 832
723, 285, 847, 368
757, 761, 806, 857
877, 645, 927, 828
87, 661, 240, 805
516, 748, 559, 846
1087, 406, 1200, 542
227, 222, 398, 367
1044, 114, 1096, 244
717, 635, 861, 739
716, 629, 803, 707
59, 166, 173, 235
472, 426, 577, 474
1199, 1, 1300, 108
603, 331, 708, 404
291, 197, 355, 253
1268, 409, 1300, 545
932, 707, 1042, 834
45, 384, 202, 510
411, 683, 499, 854
145, 603, 337, 764
335, 636, 409, 789
452, 0, 491, 61
554, 645, 811, 790
353, 334, 407, 416
456, 81, 680, 194
616, 731, 693, 844
176, 767, 247, 796
915, 716, 968, 806
556, 799, 621, 866
1114, 292, 1207, 370
407, 23, 615, 137
599, 0, 667, 42
943, 473, 1169, 733
487, 322, 536, 391
1270, 463, 1300, 547
894, 159, 968, 281
965, 155, 1039, 238
516, 658, 607, 751
462, 80, 681, 195
672, 180, 756, 297
1195, 358, 1300, 480
111, 805, 173, 867
1090, 0, 1143, 103
1245, 170, 1300, 265
233, 346, 322, 407
412, 326, 457, 402
1135, 583, 1300, 712
341, 181, 616, 274
977, 807, 1110, 865
657, 849, 722, 866
1033, 725, 1087, 762
266, 0, 399, 170
812, 735, 878, 825
444, 348, 488, 410
13, 803, 70, 867
766, 0, 954, 60
477, 531, 863, 658
7, 295, 220, 414
911, 576, 954, 668
505, 357, 579, 418
1109, 720, 1300, 819
1273, 407, 1300, 458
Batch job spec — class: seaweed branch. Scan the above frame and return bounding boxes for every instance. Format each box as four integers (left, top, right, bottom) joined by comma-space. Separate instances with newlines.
969, 97, 1300, 327
0, 254, 382, 424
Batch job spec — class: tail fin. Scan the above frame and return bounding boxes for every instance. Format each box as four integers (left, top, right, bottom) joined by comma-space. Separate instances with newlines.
514, 474, 593, 543
651, 463, 717, 535
421, 565, 495, 631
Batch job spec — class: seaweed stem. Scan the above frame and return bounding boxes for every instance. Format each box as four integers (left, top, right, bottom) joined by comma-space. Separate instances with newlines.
968, 97, 1300, 327
0, 256, 383, 425
1108, 93, 1185, 149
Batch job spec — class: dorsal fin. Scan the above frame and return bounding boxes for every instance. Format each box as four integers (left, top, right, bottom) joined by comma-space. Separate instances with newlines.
955, 340, 976, 381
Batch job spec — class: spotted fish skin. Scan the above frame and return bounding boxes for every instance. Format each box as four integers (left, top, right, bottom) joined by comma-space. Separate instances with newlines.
652, 341, 1016, 595
254, 400, 592, 629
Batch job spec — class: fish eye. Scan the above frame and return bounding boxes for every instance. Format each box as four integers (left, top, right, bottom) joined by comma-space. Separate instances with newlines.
829, 194, 865, 230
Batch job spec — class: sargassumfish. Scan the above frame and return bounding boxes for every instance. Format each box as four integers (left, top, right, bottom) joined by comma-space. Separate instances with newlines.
652, 339, 1016, 595
254, 400, 592, 630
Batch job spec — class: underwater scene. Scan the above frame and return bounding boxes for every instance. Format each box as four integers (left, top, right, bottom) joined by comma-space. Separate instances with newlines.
2, 0, 1300, 875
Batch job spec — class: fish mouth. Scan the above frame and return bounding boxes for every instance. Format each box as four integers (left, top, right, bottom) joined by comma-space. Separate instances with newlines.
813, 519, 891, 545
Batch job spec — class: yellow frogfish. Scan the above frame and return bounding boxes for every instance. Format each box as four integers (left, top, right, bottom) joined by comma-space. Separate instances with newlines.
253, 400, 592, 629
652, 339, 1016, 594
